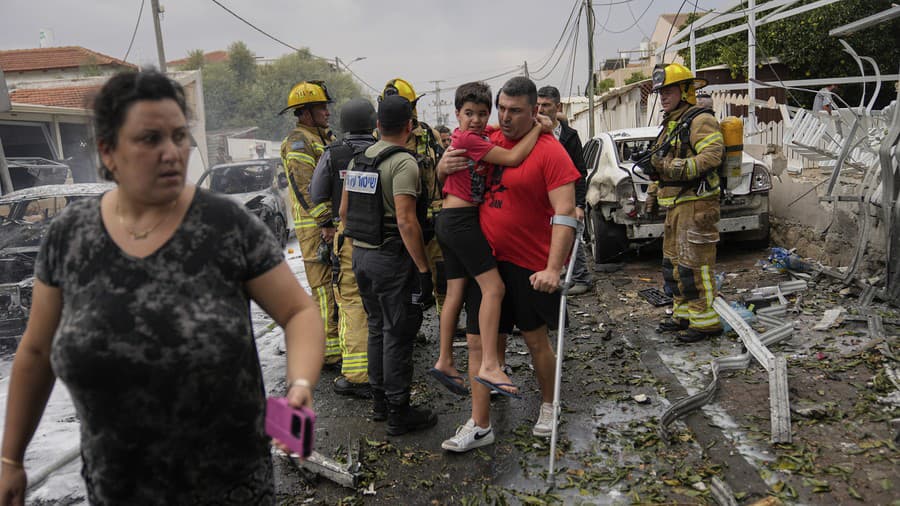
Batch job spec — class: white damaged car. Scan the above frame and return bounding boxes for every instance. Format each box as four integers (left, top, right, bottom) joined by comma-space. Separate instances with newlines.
583, 126, 771, 268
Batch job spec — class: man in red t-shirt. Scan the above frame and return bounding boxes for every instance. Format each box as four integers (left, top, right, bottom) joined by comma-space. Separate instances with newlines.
437, 76, 579, 452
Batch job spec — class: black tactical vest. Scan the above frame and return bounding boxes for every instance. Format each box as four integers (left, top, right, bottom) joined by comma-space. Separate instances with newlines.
344, 145, 429, 245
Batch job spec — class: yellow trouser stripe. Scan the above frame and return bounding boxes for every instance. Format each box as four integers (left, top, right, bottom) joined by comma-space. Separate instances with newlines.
295, 217, 318, 229
316, 286, 341, 356
694, 132, 723, 153
700, 266, 715, 307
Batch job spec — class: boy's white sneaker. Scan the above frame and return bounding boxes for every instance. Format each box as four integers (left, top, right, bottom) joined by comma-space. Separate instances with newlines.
532, 402, 555, 437
441, 419, 494, 452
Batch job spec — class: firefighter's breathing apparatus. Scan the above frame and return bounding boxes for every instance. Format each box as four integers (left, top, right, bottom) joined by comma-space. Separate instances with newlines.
631, 111, 744, 182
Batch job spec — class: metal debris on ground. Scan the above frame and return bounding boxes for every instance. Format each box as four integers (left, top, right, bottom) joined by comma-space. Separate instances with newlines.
713, 297, 793, 443
291, 439, 363, 488
659, 320, 794, 439
813, 307, 847, 331
638, 287, 673, 307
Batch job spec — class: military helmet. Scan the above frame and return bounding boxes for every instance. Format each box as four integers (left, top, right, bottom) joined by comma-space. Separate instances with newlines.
340, 98, 376, 133
380, 78, 424, 118
279, 80, 333, 115
651, 63, 708, 106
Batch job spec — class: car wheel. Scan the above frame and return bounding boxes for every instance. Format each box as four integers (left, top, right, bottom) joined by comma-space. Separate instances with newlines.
273, 215, 287, 250
590, 208, 628, 266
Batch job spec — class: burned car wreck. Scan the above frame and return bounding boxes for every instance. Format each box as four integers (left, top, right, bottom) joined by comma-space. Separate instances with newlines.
0, 183, 115, 343
198, 158, 291, 249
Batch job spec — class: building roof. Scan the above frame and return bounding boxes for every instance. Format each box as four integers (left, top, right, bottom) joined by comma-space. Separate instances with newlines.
168, 50, 229, 68
660, 13, 691, 28
0, 46, 137, 73
8, 84, 100, 109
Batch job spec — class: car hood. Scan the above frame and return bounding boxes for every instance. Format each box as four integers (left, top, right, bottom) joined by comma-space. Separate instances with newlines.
222, 189, 271, 206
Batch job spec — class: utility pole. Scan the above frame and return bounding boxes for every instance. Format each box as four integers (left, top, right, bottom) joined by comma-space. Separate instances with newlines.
747, 0, 756, 130
585, 0, 596, 138
151, 0, 167, 73
523, 61, 530, 79
429, 80, 448, 126
0, 140, 12, 195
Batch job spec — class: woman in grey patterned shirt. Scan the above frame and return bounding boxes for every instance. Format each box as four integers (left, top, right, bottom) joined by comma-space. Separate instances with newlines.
0, 71, 325, 505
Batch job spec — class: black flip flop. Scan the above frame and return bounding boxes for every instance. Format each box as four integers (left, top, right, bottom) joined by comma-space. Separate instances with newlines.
427, 368, 469, 396
474, 376, 522, 400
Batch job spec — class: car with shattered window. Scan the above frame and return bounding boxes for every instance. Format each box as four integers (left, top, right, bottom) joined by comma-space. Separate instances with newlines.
0, 183, 115, 343
583, 126, 772, 269
197, 158, 291, 249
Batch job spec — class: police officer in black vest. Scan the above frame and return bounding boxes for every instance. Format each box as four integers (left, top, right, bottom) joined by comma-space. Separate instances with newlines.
339, 95, 437, 435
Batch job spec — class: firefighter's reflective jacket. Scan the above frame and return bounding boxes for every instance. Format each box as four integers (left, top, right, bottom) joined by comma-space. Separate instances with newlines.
281, 123, 335, 227
651, 103, 724, 207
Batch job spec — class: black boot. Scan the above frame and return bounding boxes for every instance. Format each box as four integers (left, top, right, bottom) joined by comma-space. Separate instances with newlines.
333, 376, 372, 399
372, 390, 388, 422
656, 318, 689, 333
386, 402, 437, 436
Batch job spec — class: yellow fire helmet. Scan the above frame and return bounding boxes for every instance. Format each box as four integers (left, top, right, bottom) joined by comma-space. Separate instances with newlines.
380, 78, 425, 118
651, 63, 708, 105
279, 80, 333, 115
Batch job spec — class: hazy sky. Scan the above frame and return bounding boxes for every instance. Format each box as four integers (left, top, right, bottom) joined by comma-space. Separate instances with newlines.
2, 0, 726, 125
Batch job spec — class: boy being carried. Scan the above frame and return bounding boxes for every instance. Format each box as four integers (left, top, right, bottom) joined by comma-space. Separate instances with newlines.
429, 81, 549, 402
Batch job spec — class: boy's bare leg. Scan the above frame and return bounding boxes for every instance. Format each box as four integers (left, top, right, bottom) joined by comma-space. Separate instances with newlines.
433, 277, 465, 382
468, 333, 491, 428
473, 268, 516, 395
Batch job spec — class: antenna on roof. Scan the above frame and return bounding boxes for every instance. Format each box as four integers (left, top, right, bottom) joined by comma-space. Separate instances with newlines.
38, 29, 54, 48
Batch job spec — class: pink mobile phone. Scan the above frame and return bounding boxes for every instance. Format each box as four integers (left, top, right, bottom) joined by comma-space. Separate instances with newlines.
265, 397, 316, 458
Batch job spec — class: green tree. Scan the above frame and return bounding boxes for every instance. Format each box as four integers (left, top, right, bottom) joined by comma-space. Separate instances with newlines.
203, 44, 364, 141
625, 72, 648, 85
596, 78, 616, 94
227, 41, 257, 84
678, 0, 900, 107
181, 49, 207, 71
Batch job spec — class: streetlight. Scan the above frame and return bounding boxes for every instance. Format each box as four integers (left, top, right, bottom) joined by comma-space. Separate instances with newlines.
335, 56, 367, 71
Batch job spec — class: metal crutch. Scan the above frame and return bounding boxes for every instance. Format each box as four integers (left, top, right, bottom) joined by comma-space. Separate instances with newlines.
547, 221, 583, 486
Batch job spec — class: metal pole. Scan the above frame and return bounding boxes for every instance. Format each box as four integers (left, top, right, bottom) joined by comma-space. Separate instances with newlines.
523, 61, 530, 79
690, 29, 697, 76
0, 139, 12, 195
151, 0, 167, 73
585, 0, 596, 138
747, 0, 756, 129
547, 224, 583, 486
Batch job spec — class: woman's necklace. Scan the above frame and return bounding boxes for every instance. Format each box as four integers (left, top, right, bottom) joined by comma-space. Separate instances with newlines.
115, 197, 178, 240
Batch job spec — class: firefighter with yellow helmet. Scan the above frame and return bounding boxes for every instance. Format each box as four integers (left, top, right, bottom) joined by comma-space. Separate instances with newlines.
380, 78, 446, 310
279, 81, 341, 364
644, 63, 724, 342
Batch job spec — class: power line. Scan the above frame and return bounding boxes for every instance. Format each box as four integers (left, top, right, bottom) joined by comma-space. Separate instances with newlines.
563, 9, 582, 97
533, 3, 584, 82
210, 0, 301, 52
209, 0, 379, 93
122, 0, 146, 63
627, 0, 652, 38
592, 0, 637, 5
531, 0, 583, 75
646, 0, 688, 125
603, 0, 655, 34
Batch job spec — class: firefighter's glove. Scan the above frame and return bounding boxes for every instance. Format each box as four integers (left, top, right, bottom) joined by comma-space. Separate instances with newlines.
413, 271, 435, 310
662, 158, 687, 180
650, 152, 669, 173
643, 193, 659, 218
316, 240, 333, 264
